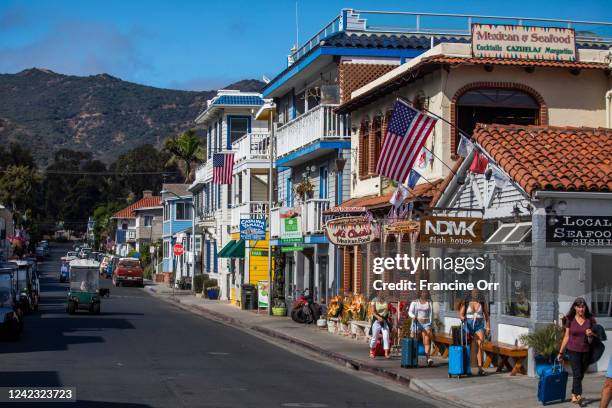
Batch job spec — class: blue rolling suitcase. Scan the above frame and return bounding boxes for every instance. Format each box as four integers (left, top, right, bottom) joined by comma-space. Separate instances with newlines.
448, 322, 470, 378
537, 362, 568, 405
401, 336, 419, 368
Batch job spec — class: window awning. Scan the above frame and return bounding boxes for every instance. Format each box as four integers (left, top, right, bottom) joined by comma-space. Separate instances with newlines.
485, 222, 532, 245
218, 240, 245, 259
217, 240, 236, 258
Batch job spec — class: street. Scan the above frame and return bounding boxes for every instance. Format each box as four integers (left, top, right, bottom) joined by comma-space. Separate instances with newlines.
0, 244, 437, 408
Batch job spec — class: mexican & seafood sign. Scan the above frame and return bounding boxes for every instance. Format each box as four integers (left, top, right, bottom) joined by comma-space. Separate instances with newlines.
420, 216, 482, 246
240, 218, 266, 241
325, 216, 378, 246
546, 215, 612, 247
472, 24, 576, 61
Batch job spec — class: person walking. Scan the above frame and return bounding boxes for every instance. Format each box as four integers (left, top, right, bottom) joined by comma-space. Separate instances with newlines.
408, 290, 434, 366
459, 288, 490, 376
558, 297, 598, 406
368, 292, 391, 359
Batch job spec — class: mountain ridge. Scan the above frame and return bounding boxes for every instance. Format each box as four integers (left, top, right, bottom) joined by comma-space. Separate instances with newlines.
0, 68, 265, 166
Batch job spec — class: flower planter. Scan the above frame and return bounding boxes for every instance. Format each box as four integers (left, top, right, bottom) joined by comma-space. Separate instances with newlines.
350, 320, 367, 338
327, 318, 339, 334
316, 318, 327, 329
340, 322, 350, 336
272, 307, 287, 316
206, 289, 219, 300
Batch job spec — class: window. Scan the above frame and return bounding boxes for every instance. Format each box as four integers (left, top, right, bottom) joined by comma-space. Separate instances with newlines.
286, 177, 293, 207
127, 230, 136, 239
503, 255, 531, 318
228, 116, 249, 146
163, 203, 170, 221
319, 166, 328, 199
372, 117, 382, 174
592, 255, 612, 317
144, 215, 153, 226
175, 203, 192, 220
207, 127, 212, 158
359, 121, 369, 178
163, 241, 169, 258
217, 119, 222, 151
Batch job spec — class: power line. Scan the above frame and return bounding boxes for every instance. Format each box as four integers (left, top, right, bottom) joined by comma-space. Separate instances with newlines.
0, 169, 177, 176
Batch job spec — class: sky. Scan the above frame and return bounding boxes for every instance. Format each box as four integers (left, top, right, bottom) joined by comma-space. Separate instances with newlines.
0, 0, 611, 91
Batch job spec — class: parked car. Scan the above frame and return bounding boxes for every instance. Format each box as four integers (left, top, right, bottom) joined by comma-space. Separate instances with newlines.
35, 246, 46, 261
0, 263, 23, 340
112, 258, 143, 287
66, 251, 78, 258
79, 248, 92, 259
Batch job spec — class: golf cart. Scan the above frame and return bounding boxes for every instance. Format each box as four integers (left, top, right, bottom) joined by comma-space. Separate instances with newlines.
8, 260, 40, 313
0, 263, 24, 340
66, 259, 105, 314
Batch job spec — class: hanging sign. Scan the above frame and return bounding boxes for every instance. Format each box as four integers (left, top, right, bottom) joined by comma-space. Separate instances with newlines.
420, 216, 482, 246
240, 219, 266, 241
281, 246, 304, 252
472, 24, 576, 61
384, 220, 421, 235
280, 208, 302, 240
546, 215, 612, 247
250, 249, 269, 257
324, 216, 378, 246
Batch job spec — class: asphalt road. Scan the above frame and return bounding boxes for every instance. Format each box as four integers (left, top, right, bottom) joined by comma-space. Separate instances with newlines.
0, 243, 438, 408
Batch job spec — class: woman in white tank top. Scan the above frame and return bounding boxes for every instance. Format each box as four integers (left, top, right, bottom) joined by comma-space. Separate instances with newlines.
408, 290, 434, 366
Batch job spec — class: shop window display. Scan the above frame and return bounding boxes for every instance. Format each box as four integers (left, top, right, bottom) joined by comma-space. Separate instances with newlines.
502, 255, 531, 318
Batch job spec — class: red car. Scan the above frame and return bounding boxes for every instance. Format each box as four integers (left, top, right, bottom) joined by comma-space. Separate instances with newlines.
112, 258, 144, 287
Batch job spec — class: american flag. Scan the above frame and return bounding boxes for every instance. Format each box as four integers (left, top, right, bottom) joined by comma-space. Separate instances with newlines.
376, 99, 437, 184
212, 152, 234, 184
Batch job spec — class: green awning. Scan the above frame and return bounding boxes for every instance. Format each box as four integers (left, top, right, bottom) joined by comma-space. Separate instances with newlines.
217, 240, 236, 258
218, 240, 245, 259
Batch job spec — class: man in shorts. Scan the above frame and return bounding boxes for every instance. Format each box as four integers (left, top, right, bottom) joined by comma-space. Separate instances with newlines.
601, 355, 612, 408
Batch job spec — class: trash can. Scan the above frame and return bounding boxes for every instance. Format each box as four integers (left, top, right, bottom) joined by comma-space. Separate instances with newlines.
241, 284, 257, 310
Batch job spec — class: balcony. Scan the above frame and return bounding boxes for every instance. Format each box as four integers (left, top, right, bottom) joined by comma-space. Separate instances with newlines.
302, 199, 332, 235
231, 201, 269, 233
136, 225, 162, 242
275, 104, 350, 166
233, 133, 270, 167
194, 161, 212, 183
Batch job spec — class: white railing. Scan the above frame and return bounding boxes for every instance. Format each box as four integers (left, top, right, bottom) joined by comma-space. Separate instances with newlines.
270, 207, 281, 238
276, 104, 350, 159
194, 161, 213, 183
231, 201, 269, 231
233, 133, 270, 164
302, 199, 332, 235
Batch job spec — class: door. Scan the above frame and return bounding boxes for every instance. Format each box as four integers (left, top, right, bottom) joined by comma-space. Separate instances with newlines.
319, 166, 329, 199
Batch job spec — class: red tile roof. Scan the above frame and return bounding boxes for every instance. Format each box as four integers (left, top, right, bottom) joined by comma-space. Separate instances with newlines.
112, 196, 162, 219
338, 179, 443, 209
474, 124, 612, 195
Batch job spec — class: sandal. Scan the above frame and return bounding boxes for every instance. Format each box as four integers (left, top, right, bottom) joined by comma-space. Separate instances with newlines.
477, 368, 487, 376
427, 358, 434, 367
384, 351, 391, 359
369, 349, 376, 359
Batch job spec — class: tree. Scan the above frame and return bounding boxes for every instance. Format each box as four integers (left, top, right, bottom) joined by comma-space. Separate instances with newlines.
0, 165, 42, 228
0, 142, 36, 170
92, 202, 123, 249
163, 129, 205, 183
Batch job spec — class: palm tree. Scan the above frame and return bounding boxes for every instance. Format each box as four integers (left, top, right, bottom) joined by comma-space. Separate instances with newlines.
163, 130, 205, 183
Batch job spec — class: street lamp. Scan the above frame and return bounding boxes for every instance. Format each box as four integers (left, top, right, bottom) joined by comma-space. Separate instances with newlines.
160, 189, 197, 293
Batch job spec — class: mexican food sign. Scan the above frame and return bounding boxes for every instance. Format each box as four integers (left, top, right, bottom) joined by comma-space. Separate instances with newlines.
325, 216, 379, 246
472, 24, 576, 61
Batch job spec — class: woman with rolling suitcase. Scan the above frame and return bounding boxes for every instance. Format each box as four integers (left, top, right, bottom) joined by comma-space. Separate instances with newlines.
558, 297, 598, 406
408, 290, 434, 367
459, 288, 490, 376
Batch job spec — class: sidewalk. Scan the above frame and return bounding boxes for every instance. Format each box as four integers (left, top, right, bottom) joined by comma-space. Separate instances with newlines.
146, 283, 606, 408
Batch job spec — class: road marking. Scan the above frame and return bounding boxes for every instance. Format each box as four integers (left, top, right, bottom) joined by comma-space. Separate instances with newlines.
281, 404, 329, 408
206, 352, 230, 355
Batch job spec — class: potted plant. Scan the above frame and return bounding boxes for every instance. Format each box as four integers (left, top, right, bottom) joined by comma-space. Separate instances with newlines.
349, 294, 367, 337
294, 179, 314, 202
272, 299, 287, 316
519, 323, 565, 376
326, 295, 342, 334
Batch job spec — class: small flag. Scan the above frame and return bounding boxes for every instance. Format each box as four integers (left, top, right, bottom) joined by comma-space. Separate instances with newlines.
407, 169, 421, 189
212, 152, 234, 184
376, 99, 437, 184
469, 152, 489, 174
389, 183, 409, 208
457, 135, 474, 158
491, 164, 509, 189
416, 148, 433, 169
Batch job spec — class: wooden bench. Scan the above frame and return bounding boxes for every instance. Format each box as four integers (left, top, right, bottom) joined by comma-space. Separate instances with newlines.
432, 333, 528, 376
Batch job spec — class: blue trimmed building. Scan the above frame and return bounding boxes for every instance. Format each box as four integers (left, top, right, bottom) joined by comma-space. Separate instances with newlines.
161, 184, 193, 284
264, 9, 444, 305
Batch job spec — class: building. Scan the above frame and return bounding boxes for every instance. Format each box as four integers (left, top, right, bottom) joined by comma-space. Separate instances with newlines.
161, 184, 193, 286
331, 15, 611, 374
133, 200, 163, 251
111, 191, 162, 257
191, 90, 268, 301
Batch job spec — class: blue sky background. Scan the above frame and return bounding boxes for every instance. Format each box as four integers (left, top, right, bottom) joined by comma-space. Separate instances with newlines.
1, 0, 610, 91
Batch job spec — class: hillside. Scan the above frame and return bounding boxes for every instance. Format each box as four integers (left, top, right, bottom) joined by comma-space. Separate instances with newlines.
0, 68, 265, 166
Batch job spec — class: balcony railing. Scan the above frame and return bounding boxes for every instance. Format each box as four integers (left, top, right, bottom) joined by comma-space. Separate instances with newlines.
302, 199, 332, 235
231, 201, 269, 232
233, 133, 270, 164
276, 104, 350, 159
194, 161, 212, 183
135, 225, 162, 241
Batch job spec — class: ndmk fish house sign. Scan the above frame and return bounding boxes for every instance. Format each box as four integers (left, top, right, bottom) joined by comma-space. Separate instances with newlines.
325, 217, 379, 246
547, 215, 612, 247
420, 216, 482, 246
